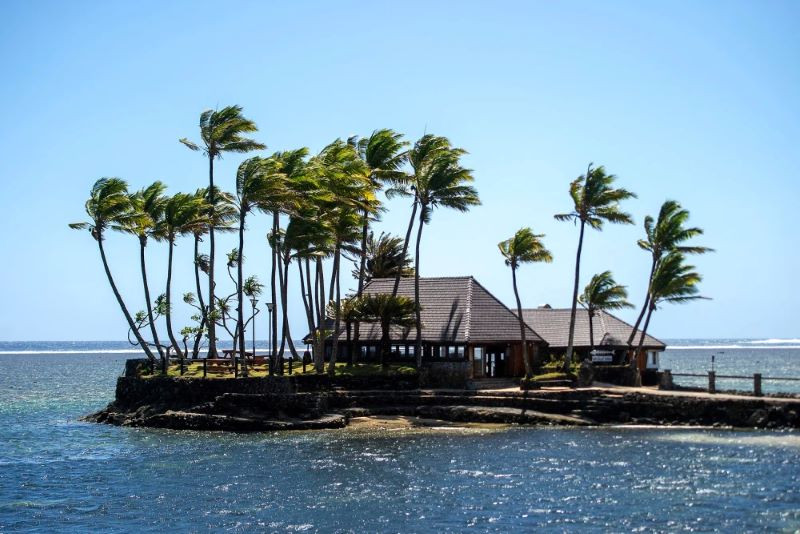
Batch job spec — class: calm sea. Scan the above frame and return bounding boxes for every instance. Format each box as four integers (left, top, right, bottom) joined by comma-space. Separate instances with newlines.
0, 340, 799, 532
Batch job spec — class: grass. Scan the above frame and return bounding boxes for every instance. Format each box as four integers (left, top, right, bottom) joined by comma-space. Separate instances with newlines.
139, 361, 417, 379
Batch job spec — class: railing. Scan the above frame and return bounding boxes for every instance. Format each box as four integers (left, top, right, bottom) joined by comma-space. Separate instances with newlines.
144, 355, 309, 378
664, 369, 800, 396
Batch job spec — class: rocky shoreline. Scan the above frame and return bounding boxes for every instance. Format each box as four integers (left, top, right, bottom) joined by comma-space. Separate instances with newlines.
85, 375, 800, 432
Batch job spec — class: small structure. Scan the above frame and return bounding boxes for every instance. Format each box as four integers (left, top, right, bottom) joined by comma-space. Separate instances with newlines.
317, 276, 547, 380
520, 306, 666, 369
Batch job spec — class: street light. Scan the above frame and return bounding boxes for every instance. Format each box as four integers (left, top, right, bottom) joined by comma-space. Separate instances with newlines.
250, 296, 258, 357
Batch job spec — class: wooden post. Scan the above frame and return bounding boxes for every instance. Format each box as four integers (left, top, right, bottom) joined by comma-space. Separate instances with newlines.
203, 359, 207, 378
708, 371, 716, 393
754, 373, 762, 397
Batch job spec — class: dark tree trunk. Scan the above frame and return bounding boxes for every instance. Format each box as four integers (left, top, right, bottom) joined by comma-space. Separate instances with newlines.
298, 260, 315, 339
588, 309, 595, 355
353, 209, 369, 352
236, 211, 248, 377
270, 213, 279, 374
97, 236, 156, 362
165, 238, 184, 360
511, 264, 532, 379
414, 208, 425, 368
628, 257, 657, 347
206, 154, 218, 359
564, 220, 586, 371
139, 237, 163, 359
192, 235, 206, 359
315, 257, 326, 373
393, 198, 418, 297
327, 245, 342, 376
380, 320, 390, 368
632, 304, 655, 387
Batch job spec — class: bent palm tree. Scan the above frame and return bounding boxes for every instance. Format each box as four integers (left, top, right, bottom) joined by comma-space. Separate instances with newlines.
408, 135, 480, 366
155, 193, 206, 360
499, 228, 553, 379
69, 178, 157, 362
579, 271, 633, 353
555, 164, 636, 370
633, 252, 708, 372
180, 106, 266, 358
627, 200, 712, 347
116, 181, 168, 360
353, 294, 418, 368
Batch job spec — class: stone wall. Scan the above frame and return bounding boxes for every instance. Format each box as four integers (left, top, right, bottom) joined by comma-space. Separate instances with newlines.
420, 361, 470, 388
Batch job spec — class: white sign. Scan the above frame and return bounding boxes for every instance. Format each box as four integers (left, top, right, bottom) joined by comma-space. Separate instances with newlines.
591, 352, 614, 363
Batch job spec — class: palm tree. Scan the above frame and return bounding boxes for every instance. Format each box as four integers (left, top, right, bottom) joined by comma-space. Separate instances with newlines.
498, 228, 553, 379
351, 130, 408, 346
406, 134, 480, 366
233, 157, 284, 376
69, 178, 157, 363
155, 193, 206, 360
352, 294, 418, 368
554, 164, 636, 370
311, 140, 372, 375
116, 181, 168, 360
579, 271, 633, 353
352, 231, 414, 284
633, 252, 707, 372
627, 200, 712, 347
179, 106, 266, 358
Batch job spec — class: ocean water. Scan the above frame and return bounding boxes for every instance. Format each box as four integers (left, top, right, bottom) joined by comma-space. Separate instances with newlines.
0, 343, 799, 532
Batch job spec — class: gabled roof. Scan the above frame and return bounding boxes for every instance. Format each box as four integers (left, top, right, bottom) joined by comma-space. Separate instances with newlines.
331, 276, 545, 344
520, 307, 665, 350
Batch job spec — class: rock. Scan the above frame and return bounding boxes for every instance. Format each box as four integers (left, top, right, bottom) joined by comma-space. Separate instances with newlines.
748, 409, 769, 427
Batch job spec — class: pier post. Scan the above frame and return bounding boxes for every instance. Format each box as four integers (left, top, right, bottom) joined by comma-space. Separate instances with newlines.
708, 371, 716, 393
659, 369, 673, 390
753, 373, 762, 397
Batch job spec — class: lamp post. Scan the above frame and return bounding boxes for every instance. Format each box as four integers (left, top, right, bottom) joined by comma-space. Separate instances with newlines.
250, 297, 258, 357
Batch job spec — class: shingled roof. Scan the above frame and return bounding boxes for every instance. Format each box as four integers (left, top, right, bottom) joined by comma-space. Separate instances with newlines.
520, 308, 666, 350
331, 276, 545, 344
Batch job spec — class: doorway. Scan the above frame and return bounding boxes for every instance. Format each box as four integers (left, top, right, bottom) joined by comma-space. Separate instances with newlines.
484, 347, 506, 378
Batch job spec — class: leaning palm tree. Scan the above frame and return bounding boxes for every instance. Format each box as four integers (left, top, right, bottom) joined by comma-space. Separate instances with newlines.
407, 135, 480, 366
632, 252, 707, 374
554, 164, 636, 370
498, 227, 553, 379
115, 181, 168, 360
69, 178, 157, 363
233, 157, 285, 376
353, 294, 418, 368
155, 193, 206, 360
579, 271, 633, 353
627, 200, 712, 347
179, 106, 266, 358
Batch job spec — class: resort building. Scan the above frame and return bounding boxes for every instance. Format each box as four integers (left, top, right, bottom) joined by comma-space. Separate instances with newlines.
319, 276, 547, 379
520, 306, 666, 370
316, 276, 664, 380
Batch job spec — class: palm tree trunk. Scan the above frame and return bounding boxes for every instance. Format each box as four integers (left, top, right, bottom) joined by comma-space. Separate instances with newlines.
511, 264, 532, 379
414, 209, 425, 368
393, 197, 418, 297
380, 320, 390, 368
564, 220, 586, 371
298, 260, 315, 338
236, 211, 248, 377
315, 257, 326, 373
353, 209, 369, 350
139, 238, 164, 360
97, 237, 156, 363
270, 214, 281, 374
165, 238, 184, 360
627, 257, 657, 346
327, 244, 342, 376
588, 310, 595, 355
632, 305, 655, 384
192, 235, 206, 358
206, 154, 218, 359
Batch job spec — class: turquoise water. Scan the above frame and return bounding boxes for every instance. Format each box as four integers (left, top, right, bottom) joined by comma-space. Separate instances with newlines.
1, 344, 799, 532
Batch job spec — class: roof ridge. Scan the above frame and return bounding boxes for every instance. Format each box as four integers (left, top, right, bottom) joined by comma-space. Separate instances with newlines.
469, 278, 545, 342
464, 277, 473, 341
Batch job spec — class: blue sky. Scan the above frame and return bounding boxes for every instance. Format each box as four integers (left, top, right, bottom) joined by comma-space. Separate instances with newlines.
0, 0, 797, 341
